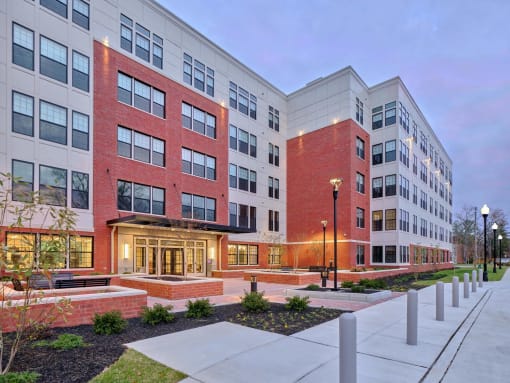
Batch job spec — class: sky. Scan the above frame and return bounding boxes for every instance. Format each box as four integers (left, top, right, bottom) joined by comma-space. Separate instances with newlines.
160, 0, 510, 222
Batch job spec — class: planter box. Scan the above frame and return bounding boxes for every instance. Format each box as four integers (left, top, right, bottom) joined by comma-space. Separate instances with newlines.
285, 287, 392, 303
243, 270, 321, 285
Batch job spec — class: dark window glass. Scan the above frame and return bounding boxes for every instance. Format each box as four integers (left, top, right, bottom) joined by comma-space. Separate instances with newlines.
39, 165, 67, 206
385, 140, 396, 162
153, 43, 163, 69
72, 50, 89, 92
12, 91, 34, 136
72, 0, 89, 30
133, 132, 150, 163
249, 170, 257, 194
372, 210, 383, 231
229, 125, 237, 150
238, 167, 248, 191
182, 193, 192, 219
117, 126, 132, 158
250, 134, 257, 158
134, 80, 151, 112
72, 111, 89, 150
153, 89, 165, 118
193, 195, 205, 220
206, 156, 216, 180
192, 152, 205, 178
152, 187, 165, 215
12, 160, 34, 202
239, 204, 248, 227
182, 148, 192, 174
135, 32, 150, 62
193, 108, 205, 135
40, 36, 67, 84
372, 177, 383, 198
152, 138, 165, 167
229, 164, 237, 188
117, 72, 132, 104
40, 101, 67, 145
134, 184, 150, 213
372, 143, 383, 165
385, 175, 396, 196
12, 23, 34, 70
206, 198, 216, 221
250, 206, 257, 230
385, 246, 397, 263
120, 24, 132, 52
238, 129, 249, 154
182, 103, 192, 129
117, 181, 132, 211
72, 171, 89, 209
229, 203, 237, 226
372, 246, 383, 263
372, 112, 383, 130
41, 0, 68, 18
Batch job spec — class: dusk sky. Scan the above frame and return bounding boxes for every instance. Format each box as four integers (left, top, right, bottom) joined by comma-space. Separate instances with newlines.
161, 0, 510, 222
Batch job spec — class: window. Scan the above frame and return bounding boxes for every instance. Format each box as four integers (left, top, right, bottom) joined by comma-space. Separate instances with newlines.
229, 82, 237, 108
356, 97, 364, 124
12, 23, 34, 70
182, 102, 215, 139
249, 170, 257, 193
399, 140, 409, 167
372, 246, 383, 263
229, 203, 237, 226
229, 164, 237, 188
269, 106, 280, 131
152, 34, 163, 69
134, 132, 150, 163
372, 210, 382, 231
230, 125, 257, 157
40, 36, 67, 83
72, 0, 89, 29
117, 180, 132, 211
194, 60, 205, 91
413, 154, 418, 175
12, 91, 34, 136
134, 80, 150, 112
206, 68, 214, 97
385, 140, 396, 162
72, 111, 89, 150
356, 208, 365, 228
399, 209, 409, 232
268, 143, 280, 166
5, 233, 35, 269
372, 177, 383, 198
356, 137, 365, 159
40, 165, 67, 206
413, 184, 418, 204
230, 81, 257, 120
181, 193, 215, 222
184, 53, 214, 96
372, 106, 383, 130
228, 244, 258, 265
250, 134, 257, 158
413, 215, 418, 234
420, 191, 427, 210
135, 23, 150, 62
152, 138, 165, 167
249, 94, 257, 119
385, 209, 396, 230
268, 246, 281, 265
399, 102, 409, 133
118, 72, 132, 104
268, 210, 280, 232
356, 245, 365, 265
238, 87, 249, 115
399, 175, 409, 200
239, 204, 248, 227
120, 14, 133, 52
238, 129, 249, 154
372, 143, 383, 165
238, 167, 249, 191
153, 89, 165, 118
12, 160, 34, 202
385, 174, 396, 196
385, 101, 396, 126
356, 172, 365, 194
118, 73, 166, 118
117, 126, 165, 166
385, 246, 397, 263
41, 0, 68, 18
69, 236, 93, 268
118, 181, 165, 215
40, 100, 67, 145
134, 184, 150, 213
268, 177, 280, 199
71, 171, 88, 209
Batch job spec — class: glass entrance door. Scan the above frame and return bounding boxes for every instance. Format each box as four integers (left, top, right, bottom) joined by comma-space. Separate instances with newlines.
185, 241, 206, 276
161, 248, 184, 275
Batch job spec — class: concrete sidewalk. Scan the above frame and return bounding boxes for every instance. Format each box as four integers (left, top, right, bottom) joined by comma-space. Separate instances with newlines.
128, 270, 508, 382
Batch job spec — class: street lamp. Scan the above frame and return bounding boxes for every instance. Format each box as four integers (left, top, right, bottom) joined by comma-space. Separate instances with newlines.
321, 220, 328, 287
498, 234, 503, 269
330, 177, 343, 290
481, 204, 489, 281
492, 222, 498, 273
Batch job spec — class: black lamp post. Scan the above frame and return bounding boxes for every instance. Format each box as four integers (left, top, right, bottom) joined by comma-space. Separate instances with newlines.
498, 234, 503, 269
492, 223, 498, 273
481, 204, 489, 281
330, 178, 342, 291
321, 220, 328, 287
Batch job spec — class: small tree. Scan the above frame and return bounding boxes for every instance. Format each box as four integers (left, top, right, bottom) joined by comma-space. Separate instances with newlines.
0, 172, 75, 374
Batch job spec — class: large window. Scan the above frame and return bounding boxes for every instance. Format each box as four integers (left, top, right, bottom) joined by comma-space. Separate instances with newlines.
385, 209, 396, 230
356, 245, 365, 265
268, 143, 280, 166
229, 125, 256, 157
372, 210, 382, 231
356, 172, 365, 194
5, 232, 35, 269
385, 246, 397, 263
12, 160, 34, 202
229, 164, 256, 193
12, 91, 34, 136
40, 165, 67, 206
40, 100, 67, 145
40, 36, 67, 83
268, 177, 280, 199
229, 81, 257, 119
372, 143, 383, 165
228, 244, 258, 266
356, 136, 365, 159
117, 180, 165, 215
181, 148, 215, 180
385, 140, 396, 162
229, 203, 256, 230
372, 246, 383, 263
12, 23, 34, 70
184, 53, 214, 97
385, 101, 396, 125
181, 193, 215, 222
268, 106, 280, 131
72, 0, 89, 29
356, 207, 365, 228
268, 210, 280, 232
71, 171, 89, 209
117, 126, 165, 166
72, 111, 89, 150
118, 72, 165, 118
372, 177, 383, 198
72, 50, 89, 92
385, 174, 396, 196
181, 102, 215, 139
69, 235, 93, 268
268, 246, 281, 265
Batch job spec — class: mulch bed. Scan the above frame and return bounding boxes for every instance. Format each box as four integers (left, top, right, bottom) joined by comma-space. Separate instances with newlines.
7, 303, 343, 382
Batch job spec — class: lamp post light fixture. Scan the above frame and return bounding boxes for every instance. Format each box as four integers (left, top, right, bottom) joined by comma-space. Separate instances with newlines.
330, 177, 343, 291
321, 220, 328, 287
492, 222, 498, 273
481, 204, 489, 281
498, 234, 503, 269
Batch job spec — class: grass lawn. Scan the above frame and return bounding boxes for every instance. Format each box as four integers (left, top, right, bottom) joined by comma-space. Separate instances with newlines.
90, 349, 187, 383
410, 265, 507, 288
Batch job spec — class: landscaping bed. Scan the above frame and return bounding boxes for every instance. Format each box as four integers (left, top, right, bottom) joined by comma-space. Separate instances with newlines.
6, 303, 343, 383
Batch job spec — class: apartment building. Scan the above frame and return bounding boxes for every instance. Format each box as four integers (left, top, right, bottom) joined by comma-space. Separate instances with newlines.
0, 0, 452, 277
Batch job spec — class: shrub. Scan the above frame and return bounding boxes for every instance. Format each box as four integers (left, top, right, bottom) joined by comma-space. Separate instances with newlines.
93, 311, 127, 335
341, 281, 354, 288
185, 299, 214, 319
305, 284, 320, 291
0, 371, 40, 383
141, 304, 175, 325
359, 278, 387, 289
34, 333, 86, 350
285, 295, 310, 312
350, 285, 365, 293
240, 291, 270, 312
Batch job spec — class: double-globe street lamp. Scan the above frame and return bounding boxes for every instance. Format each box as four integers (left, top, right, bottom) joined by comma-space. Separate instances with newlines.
321, 220, 328, 287
492, 222, 498, 273
481, 204, 489, 282
330, 178, 343, 291
498, 234, 503, 269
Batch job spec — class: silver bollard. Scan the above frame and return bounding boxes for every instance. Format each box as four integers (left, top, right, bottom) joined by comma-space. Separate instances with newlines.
436, 282, 445, 321
452, 276, 459, 307
471, 270, 477, 292
463, 273, 469, 298
407, 289, 418, 345
478, 268, 483, 288
339, 313, 357, 383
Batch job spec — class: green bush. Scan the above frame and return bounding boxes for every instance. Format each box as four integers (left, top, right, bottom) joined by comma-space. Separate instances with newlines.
185, 299, 214, 319
359, 278, 386, 289
305, 283, 320, 291
0, 371, 40, 383
93, 311, 127, 335
141, 304, 175, 325
240, 291, 271, 312
34, 333, 86, 350
341, 281, 354, 288
285, 295, 310, 312
350, 285, 365, 293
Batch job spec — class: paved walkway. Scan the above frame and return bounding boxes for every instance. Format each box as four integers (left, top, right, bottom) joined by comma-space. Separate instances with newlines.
129, 270, 509, 382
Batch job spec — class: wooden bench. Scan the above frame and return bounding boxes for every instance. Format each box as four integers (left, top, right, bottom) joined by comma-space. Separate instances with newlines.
55, 277, 111, 289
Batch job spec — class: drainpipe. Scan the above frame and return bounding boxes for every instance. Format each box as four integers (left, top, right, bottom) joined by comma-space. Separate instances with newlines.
110, 226, 117, 274
218, 235, 224, 271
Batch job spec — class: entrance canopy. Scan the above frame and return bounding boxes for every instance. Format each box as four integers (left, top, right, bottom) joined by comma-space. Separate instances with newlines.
107, 214, 253, 234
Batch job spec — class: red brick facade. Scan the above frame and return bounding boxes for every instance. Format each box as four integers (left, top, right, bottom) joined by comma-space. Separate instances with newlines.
119, 277, 223, 300
286, 120, 370, 269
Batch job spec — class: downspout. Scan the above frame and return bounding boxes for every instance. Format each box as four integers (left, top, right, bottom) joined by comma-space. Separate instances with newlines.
110, 226, 117, 274
218, 235, 224, 271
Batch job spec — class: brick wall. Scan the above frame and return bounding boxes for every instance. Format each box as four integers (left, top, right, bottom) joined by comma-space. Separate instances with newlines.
120, 277, 223, 300
243, 271, 321, 285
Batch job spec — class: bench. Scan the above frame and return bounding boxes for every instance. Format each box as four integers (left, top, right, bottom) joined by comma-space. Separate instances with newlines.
280, 266, 293, 271
308, 266, 327, 272
55, 277, 111, 289
29, 272, 74, 289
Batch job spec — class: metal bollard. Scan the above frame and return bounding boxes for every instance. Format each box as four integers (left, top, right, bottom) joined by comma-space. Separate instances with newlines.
478, 268, 483, 288
407, 289, 418, 345
471, 270, 477, 293
436, 282, 444, 321
339, 313, 357, 383
250, 275, 257, 293
452, 276, 459, 307
463, 273, 469, 298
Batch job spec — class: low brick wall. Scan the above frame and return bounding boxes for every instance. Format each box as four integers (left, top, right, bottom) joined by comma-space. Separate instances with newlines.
120, 276, 223, 300
1, 286, 147, 332
337, 263, 454, 283
243, 271, 321, 285
211, 270, 245, 278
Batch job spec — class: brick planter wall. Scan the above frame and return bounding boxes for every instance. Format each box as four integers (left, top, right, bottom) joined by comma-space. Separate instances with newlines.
211, 270, 246, 278
243, 271, 321, 285
120, 277, 223, 300
337, 263, 454, 283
